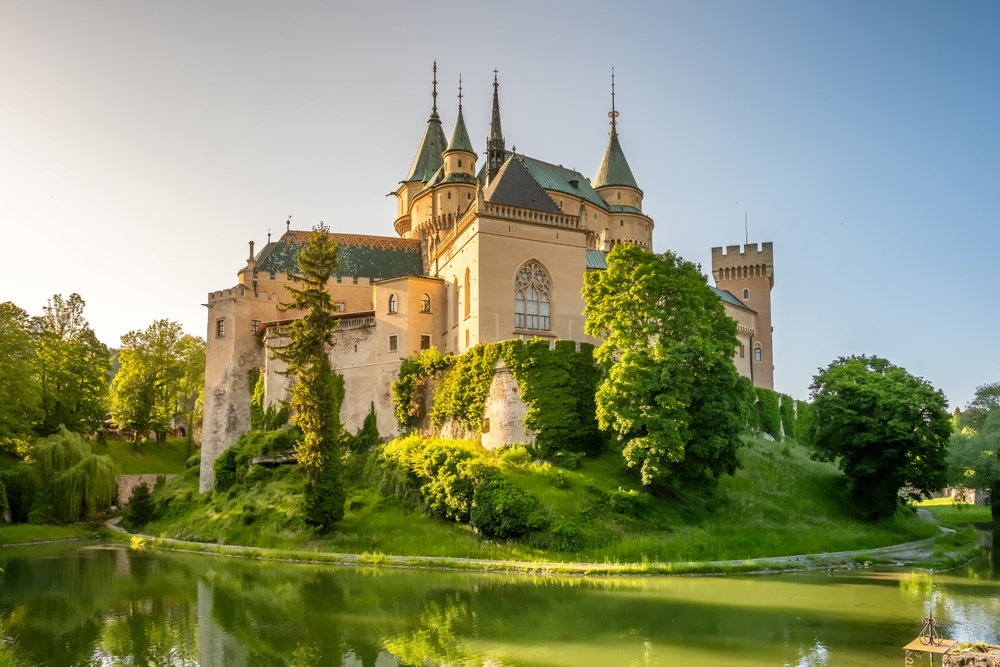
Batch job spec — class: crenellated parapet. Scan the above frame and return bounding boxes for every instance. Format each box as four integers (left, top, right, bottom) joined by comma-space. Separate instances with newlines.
711, 242, 774, 288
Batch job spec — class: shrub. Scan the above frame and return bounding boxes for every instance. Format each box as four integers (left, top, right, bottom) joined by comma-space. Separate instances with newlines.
778, 394, 796, 440
604, 487, 648, 518
412, 443, 485, 522
185, 454, 200, 469
470, 476, 547, 539
795, 400, 816, 446
244, 464, 272, 485
123, 481, 155, 530
754, 388, 781, 440
303, 457, 345, 530
499, 445, 532, 467
546, 521, 585, 551
213, 447, 239, 493
349, 402, 380, 451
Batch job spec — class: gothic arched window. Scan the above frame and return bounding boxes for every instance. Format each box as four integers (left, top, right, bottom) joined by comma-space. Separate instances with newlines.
420, 293, 431, 313
388, 294, 398, 314
514, 261, 551, 331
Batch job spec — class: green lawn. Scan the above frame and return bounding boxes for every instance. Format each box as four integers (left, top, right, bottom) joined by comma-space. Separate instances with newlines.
91, 438, 192, 475
0, 524, 89, 546
916, 498, 993, 529
142, 437, 940, 563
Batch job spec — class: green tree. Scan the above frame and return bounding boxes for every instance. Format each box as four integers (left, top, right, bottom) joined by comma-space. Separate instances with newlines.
808, 355, 950, 520
948, 408, 1000, 521
0, 302, 42, 455
272, 223, 346, 529
122, 481, 156, 530
582, 243, 752, 491
110, 320, 193, 442
175, 335, 206, 441
31, 294, 111, 436
957, 382, 1000, 432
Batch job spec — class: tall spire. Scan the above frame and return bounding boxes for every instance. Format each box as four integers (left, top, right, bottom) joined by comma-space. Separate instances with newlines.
446, 74, 474, 154
593, 68, 639, 190
404, 62, 448, 183
486, 69, 506, 180
609, 67, 619, 135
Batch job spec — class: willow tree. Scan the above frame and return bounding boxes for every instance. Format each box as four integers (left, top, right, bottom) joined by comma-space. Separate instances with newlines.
31, 426, 116, 522
274, 223, 346, 530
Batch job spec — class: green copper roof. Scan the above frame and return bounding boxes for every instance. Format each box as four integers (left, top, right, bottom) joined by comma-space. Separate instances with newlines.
585, 249, 608, 270
446, 106, 475, 154
405, 117, 447, 184
425, 164, 477, 189
518, 155, 609, 210
711, 286, 756, 313
593, 132, 639, 190
257, 231, 423, 279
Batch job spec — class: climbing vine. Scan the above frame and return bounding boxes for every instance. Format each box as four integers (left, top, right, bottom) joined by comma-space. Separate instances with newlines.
396, 340, 602, 456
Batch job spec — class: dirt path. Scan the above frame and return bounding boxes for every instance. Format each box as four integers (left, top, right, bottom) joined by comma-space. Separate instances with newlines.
105, 511, 965, 576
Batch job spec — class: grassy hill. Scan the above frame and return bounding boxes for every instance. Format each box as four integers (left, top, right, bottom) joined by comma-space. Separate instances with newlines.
140, 436, 940, 563
90, 438, 192, 475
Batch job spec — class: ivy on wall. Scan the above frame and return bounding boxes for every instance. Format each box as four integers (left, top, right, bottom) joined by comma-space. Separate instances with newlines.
753, 387, 782, 440
248, 368, 290, 432
394, 340, 603, 456
778, 393, 796, 441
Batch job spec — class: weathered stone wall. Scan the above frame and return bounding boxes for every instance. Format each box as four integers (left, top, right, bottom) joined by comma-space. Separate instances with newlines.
942, 645, 1000, 666
117, 474, 176, 504
481, 360, 533, 450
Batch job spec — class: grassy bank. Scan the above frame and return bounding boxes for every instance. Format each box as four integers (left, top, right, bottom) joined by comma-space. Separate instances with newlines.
141, 437, 940, 563
91, 437, 192, 474
0, 524, 90, 546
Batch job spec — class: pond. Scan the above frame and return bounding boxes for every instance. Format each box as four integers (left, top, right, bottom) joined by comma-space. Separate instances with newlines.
0, 533, 997, 667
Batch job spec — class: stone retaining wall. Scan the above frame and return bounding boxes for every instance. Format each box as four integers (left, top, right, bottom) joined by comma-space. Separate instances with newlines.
117, 474, 176, 504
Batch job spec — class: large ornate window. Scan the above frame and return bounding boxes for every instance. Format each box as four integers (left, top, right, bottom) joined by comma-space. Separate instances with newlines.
514, 261, 551, 331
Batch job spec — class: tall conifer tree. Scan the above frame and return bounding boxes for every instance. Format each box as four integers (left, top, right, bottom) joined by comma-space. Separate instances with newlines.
273, 223, 346, 529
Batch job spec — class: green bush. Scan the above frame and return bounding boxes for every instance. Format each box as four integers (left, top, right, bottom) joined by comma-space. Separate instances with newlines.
470, 476, 547, 539
244, 464, 272, 485
349, 402, 380, 451
778, 394, 796, 440
795, 400, 816, 446
214, 428, 301, 492
411, 443, 482, 522
499, 445, 532, 467
123, 481, 155, 530
754, 388, 782, 440
392, 348, 454, 429
303, 457, 345, 530
213, 447, 239, 493
545, 521, 585, 551
185, 454, 200, 469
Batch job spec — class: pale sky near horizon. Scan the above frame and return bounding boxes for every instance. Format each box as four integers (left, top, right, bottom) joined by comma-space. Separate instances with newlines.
1, 1, 998, 407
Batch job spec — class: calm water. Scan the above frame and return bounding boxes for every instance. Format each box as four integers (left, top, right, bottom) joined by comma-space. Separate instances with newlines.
0, 534, 997, 667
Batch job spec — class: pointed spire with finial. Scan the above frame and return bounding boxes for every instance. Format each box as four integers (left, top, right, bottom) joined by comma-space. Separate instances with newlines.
446, 74, 474, 154
404, 61, 448, 183
593, 67, 639, 190
486, 69, 506, 181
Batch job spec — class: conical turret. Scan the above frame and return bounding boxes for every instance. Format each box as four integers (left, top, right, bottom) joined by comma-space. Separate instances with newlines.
445, 75, 475, 155
593, 69, 639, 191
486, 70, 506, 182
404, 62, 448, 184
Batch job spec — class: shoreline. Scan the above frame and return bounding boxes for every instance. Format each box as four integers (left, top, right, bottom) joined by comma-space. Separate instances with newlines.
104, 521, 978, 577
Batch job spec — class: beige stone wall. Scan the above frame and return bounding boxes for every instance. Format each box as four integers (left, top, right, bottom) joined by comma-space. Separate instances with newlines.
481, 361, 533, 451
723, 302, 756, 380
200, 286, 279, 492
712, 242, 775, 390
117, 474, 176, 504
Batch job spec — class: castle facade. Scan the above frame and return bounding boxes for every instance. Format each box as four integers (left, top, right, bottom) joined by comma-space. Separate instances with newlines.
198, 68, 776, 491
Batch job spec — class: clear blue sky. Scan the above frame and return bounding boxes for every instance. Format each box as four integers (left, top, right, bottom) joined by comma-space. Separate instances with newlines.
1, 1, 997, 406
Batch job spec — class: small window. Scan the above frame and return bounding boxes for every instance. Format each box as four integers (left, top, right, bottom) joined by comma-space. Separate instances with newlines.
250, 319, 261, 335
743, 289, 749, 300
619, 220, 624, 227
388, 294, 398, 314
467, 193, 471, 200
458, 159, 463, 168
754, 346, 762, 363
420, 335, 431, 350
447, 192, 452, 200
388, 334, 398, 352
739, 344, 745, 359
465, 329, 469, 347
420, 293, 431, 313
482, 417, 490, 433
216, 319, 225, 338
616, 191, 621, 201
334, 301, 346, 312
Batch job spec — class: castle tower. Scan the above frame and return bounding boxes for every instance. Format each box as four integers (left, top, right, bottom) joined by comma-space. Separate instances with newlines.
711, 242, 775, 390
442, 75, 477, 181
395, 63, 448, 236
485, 70, 505, 185
592, 70, 654, 250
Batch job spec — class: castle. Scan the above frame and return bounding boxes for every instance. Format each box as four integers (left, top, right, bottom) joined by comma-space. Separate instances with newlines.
199, 67, 776, 491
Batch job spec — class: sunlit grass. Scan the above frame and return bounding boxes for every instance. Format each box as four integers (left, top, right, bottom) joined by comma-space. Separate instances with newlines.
143, 437, 942, 564
91, 437, 192, 474
0, 524, 88, 545
916, 498, 993, 529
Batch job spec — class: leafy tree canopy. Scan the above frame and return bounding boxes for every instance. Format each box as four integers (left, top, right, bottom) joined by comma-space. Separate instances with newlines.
582, 243, 752, 492
957, 382, 1000, 433
0, 302, 42, 455
809, 355, 950, 520
948, 407, 1000, 521
111, 319, 204, 442
31, 294, 111, 436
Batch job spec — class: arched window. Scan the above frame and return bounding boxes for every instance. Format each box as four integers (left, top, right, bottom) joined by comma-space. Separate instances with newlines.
514, 261, 551, 331
463, 268, 471, 319
420, 293, 431, 313
388, 294, 397, 314
743, 288, 749, 299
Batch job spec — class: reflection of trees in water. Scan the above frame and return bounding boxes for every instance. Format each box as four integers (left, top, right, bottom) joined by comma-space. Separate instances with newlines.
382, 597, 479, 666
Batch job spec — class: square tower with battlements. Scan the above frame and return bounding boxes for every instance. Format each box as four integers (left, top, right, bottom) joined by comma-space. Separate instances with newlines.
711, 242, 775, 390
